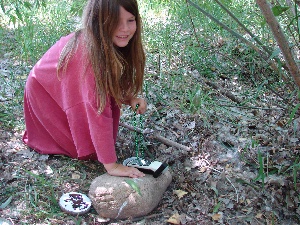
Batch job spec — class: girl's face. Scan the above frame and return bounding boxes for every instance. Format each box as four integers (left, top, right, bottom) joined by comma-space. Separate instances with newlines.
112, 6, 137, 47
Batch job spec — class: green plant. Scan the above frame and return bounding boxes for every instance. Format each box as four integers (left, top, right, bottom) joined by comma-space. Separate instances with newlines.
287, 102, 300, 125
0, 196, 13, 209
70, 0, 87, 17
182, 86, 213, 113
0, 0, 47, 25
212, 201, 221, 214
125, 179, 142, 196
285, 157, 300, 190
0, 64, 26, 129
254, 150, 266, 189
0, 0, 83, 130
25, 170, 61, 215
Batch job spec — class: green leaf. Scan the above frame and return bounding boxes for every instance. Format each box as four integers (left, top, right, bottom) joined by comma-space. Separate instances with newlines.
34, 0, 47, 8
293, 166, 298, 189
35, 0, 40, 8
260, 18, 266, 27
213, 201, 221, 213
42, 0, 47, 8
272, 5, 290, 16
124, 179, 142, 196
211, 186, 218, 196
1, 0, 5, 13
287, 103, 300, 125
268, 48, 281, 60
23, 2, 32, 10
0, 196, 13, 209
254, 150, 265, 188
10, 15, 16, 25
15, 7, 23, 21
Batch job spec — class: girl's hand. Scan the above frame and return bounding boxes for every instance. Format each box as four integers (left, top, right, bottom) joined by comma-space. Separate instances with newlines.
129, 98, 147, 114
104, 163, 145, 178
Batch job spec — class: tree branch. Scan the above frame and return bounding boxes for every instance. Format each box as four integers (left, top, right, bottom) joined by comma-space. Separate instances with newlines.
256, 0, 300, 88
119, 122, 191, 152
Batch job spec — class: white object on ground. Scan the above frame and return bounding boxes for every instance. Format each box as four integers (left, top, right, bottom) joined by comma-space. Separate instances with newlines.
59, 192, 92, 215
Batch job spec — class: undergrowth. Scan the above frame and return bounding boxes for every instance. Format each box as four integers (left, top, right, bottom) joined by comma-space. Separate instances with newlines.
0, 0, 300, 223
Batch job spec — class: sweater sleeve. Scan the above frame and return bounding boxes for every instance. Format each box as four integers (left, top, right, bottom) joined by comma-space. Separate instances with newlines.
65, 99, 118, 164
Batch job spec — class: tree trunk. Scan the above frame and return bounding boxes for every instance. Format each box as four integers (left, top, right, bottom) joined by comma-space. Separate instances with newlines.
256, 0, 300, 89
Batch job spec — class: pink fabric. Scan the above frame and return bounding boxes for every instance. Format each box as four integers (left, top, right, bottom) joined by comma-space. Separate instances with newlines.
23, 33, 120, 164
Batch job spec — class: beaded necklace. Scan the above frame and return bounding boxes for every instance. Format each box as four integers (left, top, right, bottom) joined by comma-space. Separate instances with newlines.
133, 104, 145, 159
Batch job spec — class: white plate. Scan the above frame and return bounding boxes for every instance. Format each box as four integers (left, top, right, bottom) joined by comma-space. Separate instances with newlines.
59, 192, 92, 215
123, 157, 138, 166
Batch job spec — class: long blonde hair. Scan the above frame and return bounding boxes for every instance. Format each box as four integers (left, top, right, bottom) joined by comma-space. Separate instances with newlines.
58, 0, 145, 112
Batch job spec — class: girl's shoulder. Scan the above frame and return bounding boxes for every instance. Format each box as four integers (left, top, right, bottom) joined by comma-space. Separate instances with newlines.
57, 32, 77, 48
54, 30, 84, 51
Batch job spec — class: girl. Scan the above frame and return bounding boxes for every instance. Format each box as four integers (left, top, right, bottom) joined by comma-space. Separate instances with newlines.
23, 0, 146, 178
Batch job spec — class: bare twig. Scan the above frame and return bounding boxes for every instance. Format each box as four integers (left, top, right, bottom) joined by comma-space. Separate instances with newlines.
213, 0, 272, 55
185, 0, 201, 47
119, 122, 191, 152
225, 176, 239, 203
200, 76, 243, 104
186, 0, 264, 55
187, 0, 294, 87
217, 104, 282, 111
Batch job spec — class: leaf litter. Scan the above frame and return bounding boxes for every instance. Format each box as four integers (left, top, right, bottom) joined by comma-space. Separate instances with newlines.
1, 34, 300, 225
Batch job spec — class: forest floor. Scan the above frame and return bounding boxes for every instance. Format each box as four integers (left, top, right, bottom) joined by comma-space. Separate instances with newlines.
1, 30, 300, 225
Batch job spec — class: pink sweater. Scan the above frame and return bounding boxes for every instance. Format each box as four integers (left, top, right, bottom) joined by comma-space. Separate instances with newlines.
23, 33, 120, 164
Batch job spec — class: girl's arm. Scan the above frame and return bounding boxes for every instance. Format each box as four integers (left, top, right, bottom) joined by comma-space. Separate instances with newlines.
103, 97, 146, 178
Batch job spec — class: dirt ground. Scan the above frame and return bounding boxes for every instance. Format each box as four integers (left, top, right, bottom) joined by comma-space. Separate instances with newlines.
1, 105, 300, 224
1, 27, 300, 225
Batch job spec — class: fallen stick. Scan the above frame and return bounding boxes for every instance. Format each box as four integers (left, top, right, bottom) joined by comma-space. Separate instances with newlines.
119, 122, 191, 152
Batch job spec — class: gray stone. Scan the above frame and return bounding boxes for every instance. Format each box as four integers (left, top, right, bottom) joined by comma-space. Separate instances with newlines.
0, 218, 13, 225
89, 170, 172, 219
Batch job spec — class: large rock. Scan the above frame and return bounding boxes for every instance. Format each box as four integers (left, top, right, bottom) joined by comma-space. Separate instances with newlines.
89, 170, 172, 219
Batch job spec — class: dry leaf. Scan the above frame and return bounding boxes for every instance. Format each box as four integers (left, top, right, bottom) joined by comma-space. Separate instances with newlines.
211, 213, 222, 221
290, 137, 298, 143
184, 121, 195, 129
255, 213, 263, 219
167, 213, 181, 224
173, 190, 188, 199
16, 149, 34, 159
185, 167, 191, 171
71, 173, 80, 179
199, 167, 207, 173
